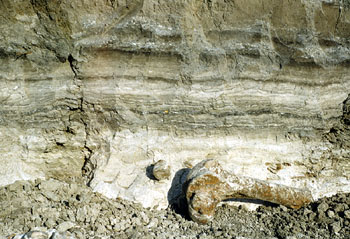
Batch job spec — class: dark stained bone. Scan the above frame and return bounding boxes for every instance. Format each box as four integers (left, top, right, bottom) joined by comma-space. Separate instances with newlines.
184, 159, 313, 224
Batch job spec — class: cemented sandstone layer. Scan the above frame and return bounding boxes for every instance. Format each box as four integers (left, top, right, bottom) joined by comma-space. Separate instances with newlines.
1, 0, 350, 208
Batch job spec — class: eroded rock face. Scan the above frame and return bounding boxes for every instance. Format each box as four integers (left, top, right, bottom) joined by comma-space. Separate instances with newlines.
1, 0, 350, 208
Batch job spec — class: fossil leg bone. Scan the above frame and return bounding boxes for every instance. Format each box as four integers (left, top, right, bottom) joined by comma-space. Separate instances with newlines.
183, 159, 313, 224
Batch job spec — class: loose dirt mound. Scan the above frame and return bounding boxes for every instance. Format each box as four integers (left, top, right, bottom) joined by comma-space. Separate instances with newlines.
0, 179, 349, 238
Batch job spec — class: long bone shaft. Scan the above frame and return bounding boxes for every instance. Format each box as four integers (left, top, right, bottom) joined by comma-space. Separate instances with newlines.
184, 159, 313, 224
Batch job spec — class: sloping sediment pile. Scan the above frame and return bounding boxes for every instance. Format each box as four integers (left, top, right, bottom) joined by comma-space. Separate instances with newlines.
1, 179, 350, 239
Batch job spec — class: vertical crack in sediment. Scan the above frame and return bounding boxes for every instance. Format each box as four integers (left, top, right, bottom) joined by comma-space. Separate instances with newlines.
67, 53, 94, 185
80, 113, 95, 186
335, 2, 342, 34
68, 54, 78, 77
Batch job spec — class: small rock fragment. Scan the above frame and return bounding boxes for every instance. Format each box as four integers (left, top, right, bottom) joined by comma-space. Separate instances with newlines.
21, 231, 48, 239
147, 218, 159, 228
317, 202, 329, 214
96, 224, 106, 234
140, 211, 149, 224
327, 210, 335, 218
38, 180, 61, 192
344, 210, 350, 219
330, 221, 341, 234
57, 221, 75, 232
280, 205, 288, 212
48, 230, 75, 239
76, 207, 86, 222
334, 203, 346, 212
44, 218, 56, 228
152, 160, 171, 180
41, 191, 59, 202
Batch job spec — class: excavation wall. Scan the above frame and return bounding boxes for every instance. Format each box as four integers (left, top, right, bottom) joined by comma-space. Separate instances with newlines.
1, 0, 350, 208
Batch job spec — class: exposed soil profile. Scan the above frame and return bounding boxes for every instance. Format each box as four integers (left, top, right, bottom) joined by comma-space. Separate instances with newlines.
1, 1, 350, 238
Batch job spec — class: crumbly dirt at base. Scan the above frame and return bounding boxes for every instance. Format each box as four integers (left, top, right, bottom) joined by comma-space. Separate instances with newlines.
0, 179, 349, 239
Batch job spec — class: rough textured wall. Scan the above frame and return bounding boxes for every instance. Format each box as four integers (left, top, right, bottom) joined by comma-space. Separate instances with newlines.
1, 0, 350, 209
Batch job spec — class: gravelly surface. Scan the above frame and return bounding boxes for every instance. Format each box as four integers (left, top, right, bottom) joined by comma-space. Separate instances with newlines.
1, 179, 350, 239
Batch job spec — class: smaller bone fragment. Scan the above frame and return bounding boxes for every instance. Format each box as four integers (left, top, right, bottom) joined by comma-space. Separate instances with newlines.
184, 159, 313, 224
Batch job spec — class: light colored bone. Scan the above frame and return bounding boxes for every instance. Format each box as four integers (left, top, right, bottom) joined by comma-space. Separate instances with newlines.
184, 159, 313, 224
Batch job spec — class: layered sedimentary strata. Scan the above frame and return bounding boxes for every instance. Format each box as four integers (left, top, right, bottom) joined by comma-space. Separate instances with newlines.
1, 0, 350, 208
